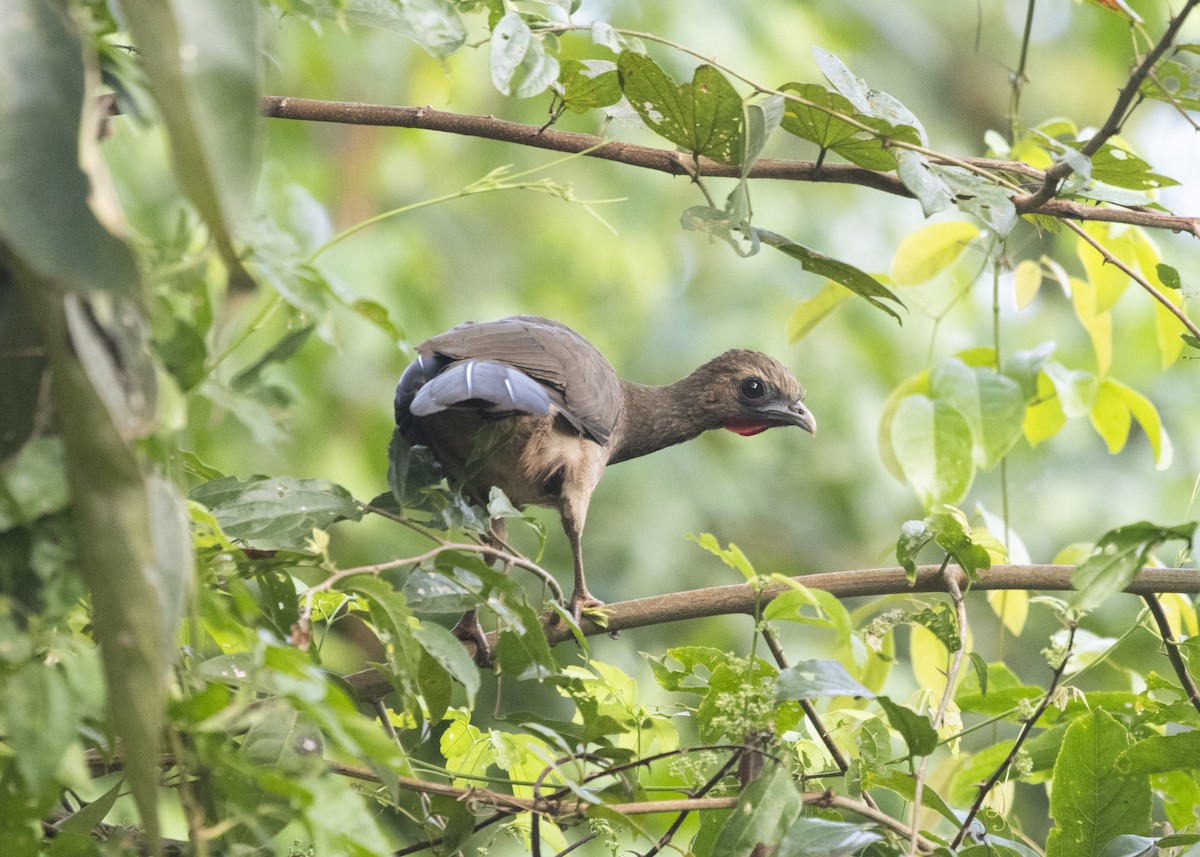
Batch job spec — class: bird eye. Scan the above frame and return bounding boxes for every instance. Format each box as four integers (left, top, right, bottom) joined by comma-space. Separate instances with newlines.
738, 377, 767, 400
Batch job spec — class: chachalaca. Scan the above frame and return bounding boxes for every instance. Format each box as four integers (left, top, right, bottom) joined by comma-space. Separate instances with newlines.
394, 315, 815, 644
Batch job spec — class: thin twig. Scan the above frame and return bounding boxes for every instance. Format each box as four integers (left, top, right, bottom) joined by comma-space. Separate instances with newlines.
1022, 0, 1200, 209
1065, 218, 1200, 341
760, 626, 878, 810
1142, 593, 1200, 717
950, 623, 1078, 849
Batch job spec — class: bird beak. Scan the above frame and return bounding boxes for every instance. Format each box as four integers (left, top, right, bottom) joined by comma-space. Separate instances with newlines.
770, 401, 817, 436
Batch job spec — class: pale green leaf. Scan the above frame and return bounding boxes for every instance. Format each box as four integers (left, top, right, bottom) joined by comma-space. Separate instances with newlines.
890, 394, 975, 509
930, 358, 1025, 470
891, 221, 981, 286
1070, 522, 1195, 614
776, 659, 874, 701
778, 816, 884, 856
491, 13, 560, 99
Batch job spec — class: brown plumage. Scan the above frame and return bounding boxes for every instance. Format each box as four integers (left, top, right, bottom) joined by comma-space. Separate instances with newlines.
395, 315, 815, 638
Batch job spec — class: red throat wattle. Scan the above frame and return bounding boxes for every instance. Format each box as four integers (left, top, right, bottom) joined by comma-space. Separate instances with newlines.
723, 418, 771, 436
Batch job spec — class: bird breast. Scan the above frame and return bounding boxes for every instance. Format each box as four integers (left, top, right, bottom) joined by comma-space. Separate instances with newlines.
419, 409, 606, 512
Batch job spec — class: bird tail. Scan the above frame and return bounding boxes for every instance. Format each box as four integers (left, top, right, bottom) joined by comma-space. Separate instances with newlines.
408, 360, 553, 419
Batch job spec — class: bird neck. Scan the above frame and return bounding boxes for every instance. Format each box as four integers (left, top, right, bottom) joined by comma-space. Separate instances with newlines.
608, 374, 724, 465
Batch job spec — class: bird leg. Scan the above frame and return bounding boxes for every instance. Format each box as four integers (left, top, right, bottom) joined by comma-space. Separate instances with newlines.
561, 504, 604, 625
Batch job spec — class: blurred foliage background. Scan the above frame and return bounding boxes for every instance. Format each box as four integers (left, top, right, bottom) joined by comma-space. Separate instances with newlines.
101, 0, 1199, 674
3, 0, 1199, 851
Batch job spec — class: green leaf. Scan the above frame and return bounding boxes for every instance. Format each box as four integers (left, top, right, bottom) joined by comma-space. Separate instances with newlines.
777, 816, 884, 856
490, 13, 560, 99
1070, 521, 1195, 614
779, 82, 902, 171
968, 652, 990, 696
1116, 732, 1200, 776
889, 394, 975, 510
864, 769, 959, 825
1141, 57, 1200, 111
116, 0, 261, 286
190, 475, 363, 550
712, 762, 802, 854
690, 533, 757, 580
412, 620, 481, 707
776, 659, 874, 701
0, 437, 70, 530
1003, 342, 1056, 400
1047, 710, 1150, 857
231, 325, 315, 392
0, 0, 139, 293
0, 286, 46, 461
755, 229, 904, 321
930, 358, 1026, 470
0, 663, 77, 793
558, 59, 622, 112
891, 221, 981, 286
878, 696, 938, 757
617, 52, 744, 164
1156, 263, 1183, 290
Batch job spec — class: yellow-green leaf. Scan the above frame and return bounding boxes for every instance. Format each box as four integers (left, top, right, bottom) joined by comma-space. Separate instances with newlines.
987, 590, 1028, 636
1107, 378, 1173, 470
1088, 380, 1131, 453
1070, 276, 1113, 376
890, 221, 981, 286
1023, 372, 1066, 447
1075, 221, 1134, 312
787, 281, 852, 342
1014, 259, 1043, 310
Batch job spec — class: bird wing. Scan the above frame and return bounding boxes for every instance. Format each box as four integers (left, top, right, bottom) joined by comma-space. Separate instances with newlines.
408, 316, 622, 446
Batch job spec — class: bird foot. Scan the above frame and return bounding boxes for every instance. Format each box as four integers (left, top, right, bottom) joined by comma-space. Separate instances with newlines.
451, 611, 493, 667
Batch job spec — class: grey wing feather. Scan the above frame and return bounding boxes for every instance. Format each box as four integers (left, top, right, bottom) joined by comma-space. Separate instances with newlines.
413, 316, 621, 445
409, 360, 553, 418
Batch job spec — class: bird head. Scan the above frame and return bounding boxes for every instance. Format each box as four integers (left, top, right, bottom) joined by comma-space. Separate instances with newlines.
697, 350, 816, 437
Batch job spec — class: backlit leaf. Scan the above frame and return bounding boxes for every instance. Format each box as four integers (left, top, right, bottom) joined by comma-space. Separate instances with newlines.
890, 394, 975, 509
1069, 276, 1113, 377
930, 358, 1025, 470
756, 229, 904, 320
891, 221, 981, 286
1088, 380, 1132, 453
897, 150, 954, 216
1014, 259, 1043, 310
786, 281, 853, 343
